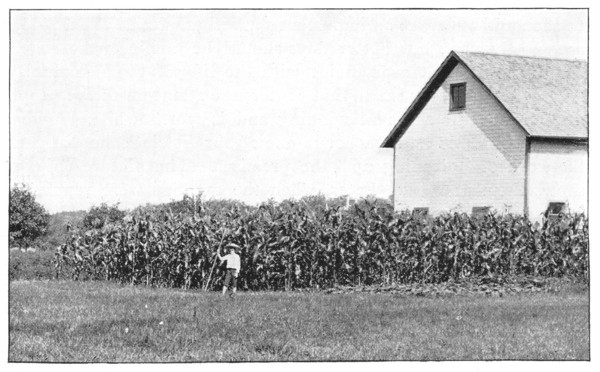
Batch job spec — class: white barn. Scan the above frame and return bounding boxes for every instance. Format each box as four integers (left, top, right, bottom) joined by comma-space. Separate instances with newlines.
381, 51, 588, 221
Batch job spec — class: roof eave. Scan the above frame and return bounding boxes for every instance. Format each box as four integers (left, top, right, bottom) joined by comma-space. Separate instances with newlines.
451, 52, 531, 138
528, 135, 588, 143
380, 51, 461, 148
381, 50, 543, 148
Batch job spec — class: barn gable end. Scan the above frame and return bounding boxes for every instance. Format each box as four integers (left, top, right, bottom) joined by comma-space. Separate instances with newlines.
383, 51, 588, 218
392, 62, 527, 215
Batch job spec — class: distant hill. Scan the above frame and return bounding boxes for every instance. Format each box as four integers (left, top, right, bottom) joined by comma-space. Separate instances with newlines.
42, 210, 86, 248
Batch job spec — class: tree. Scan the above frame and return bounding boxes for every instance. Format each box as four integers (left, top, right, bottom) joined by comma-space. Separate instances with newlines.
9, 184, 50, 248
83, 203, 126, 229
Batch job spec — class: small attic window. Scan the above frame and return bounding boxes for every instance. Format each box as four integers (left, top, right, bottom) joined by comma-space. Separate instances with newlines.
450, 83, 466, 110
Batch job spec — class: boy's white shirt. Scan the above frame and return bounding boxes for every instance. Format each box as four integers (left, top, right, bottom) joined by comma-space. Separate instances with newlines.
219, 252, 241, 273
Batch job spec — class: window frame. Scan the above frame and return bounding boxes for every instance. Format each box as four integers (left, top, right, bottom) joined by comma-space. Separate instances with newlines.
449, 82, 467, 111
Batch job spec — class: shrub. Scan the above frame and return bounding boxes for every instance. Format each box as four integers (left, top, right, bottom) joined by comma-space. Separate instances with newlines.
83, 203, 126, 229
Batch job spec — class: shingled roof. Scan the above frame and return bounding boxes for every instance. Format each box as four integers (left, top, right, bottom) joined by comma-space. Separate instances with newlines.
381, 51, 588, 148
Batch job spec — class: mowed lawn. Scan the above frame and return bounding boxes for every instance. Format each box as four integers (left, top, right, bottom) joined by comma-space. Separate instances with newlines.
9, 280, 589, 362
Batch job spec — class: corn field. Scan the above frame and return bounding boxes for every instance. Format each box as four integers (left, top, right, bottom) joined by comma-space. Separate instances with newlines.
55, 201, 588, 290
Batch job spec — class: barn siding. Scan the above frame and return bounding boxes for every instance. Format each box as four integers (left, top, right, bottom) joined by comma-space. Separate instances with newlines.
527, 139, 588, 221
393, 63, 527, 215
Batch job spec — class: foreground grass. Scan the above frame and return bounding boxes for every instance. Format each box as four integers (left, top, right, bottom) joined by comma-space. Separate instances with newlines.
9, 280, 589, 362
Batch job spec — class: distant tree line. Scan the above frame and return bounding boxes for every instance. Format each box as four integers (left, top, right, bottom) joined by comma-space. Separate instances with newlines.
10, 184, 391, 251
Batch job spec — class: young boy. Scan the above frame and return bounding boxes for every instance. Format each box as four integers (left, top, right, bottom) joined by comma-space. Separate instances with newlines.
217, 243, 241, 296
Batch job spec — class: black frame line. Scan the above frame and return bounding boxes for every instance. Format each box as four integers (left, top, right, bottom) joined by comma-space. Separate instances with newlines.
7, 7, 591, 364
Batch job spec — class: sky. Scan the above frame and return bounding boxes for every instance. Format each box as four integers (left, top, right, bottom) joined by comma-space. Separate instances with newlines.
9, 9, 588, 213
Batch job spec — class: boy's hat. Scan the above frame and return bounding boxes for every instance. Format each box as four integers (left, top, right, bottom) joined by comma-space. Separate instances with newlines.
226, 243, 240, 249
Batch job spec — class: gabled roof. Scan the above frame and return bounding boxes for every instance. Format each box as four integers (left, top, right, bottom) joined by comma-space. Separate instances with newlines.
381, 51, 588, 148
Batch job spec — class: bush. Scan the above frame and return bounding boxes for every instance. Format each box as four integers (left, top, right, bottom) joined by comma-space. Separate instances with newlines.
83, 203, 125, 229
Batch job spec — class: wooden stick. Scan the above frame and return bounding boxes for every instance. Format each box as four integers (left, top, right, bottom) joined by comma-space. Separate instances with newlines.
204, 233, 225, 291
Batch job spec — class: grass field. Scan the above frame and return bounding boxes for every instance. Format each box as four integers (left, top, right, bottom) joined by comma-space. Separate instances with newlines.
9, 249, 56, 281
9, 280, 589, 362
